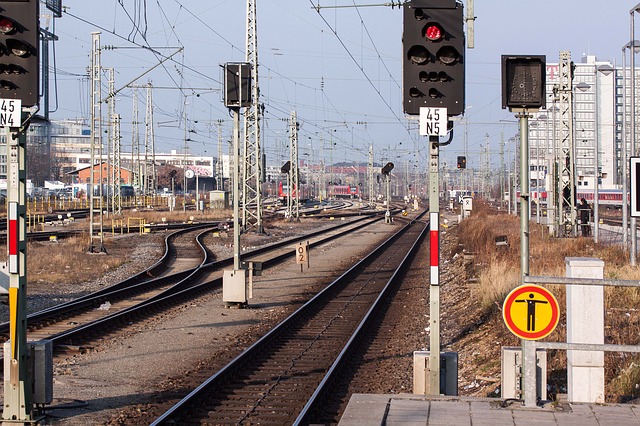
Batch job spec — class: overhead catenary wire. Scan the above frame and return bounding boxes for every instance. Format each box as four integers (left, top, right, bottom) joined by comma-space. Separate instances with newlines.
309, 0, 412, 139
63, 1, 413, 163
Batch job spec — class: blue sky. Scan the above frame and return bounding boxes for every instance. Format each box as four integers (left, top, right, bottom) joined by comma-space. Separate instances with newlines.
50, 1, 635, 171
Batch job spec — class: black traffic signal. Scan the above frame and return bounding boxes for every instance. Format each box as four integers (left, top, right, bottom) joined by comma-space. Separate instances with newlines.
457, 155, 466, 169
224, 62, 251, 108
0, 0, 39, 107
402, 0, 465, 116
281, 160, 291, 174
381, 162, 394, 175
501, 55, 546, 110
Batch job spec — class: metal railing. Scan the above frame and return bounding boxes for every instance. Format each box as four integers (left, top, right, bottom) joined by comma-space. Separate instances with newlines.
520, 275, 640, 407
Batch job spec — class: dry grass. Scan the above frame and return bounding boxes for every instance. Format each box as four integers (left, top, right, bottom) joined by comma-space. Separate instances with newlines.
4, 209, 235, 286
17, 235, 129, 285
459, 202, 639, 309
111, 208, 233, 224
458, 201, 640, 401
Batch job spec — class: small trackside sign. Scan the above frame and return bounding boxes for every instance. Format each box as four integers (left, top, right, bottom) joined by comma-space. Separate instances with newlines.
0, 99, 21, 128
631, 157, 640, 217
419, 107, 447, 136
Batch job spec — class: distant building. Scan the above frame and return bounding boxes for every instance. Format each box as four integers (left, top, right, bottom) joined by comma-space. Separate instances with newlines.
68, 162, 134, 185
529, 55, 617, 195
10, 119, 217, 190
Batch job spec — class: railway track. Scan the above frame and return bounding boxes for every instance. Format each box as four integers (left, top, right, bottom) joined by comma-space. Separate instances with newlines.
150, 211, 428, 425
0, 212, 384, 368
0, 223, 213, 349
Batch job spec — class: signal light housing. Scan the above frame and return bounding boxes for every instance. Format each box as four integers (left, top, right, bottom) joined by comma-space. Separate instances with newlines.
0, 1, 39, 107
402, 0, 465, 116
223, 62, 251, 108
381, 162, 395, 175
501, 55, 546, 110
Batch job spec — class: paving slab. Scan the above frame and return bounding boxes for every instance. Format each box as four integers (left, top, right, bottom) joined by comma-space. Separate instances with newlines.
339, 394, 640, 425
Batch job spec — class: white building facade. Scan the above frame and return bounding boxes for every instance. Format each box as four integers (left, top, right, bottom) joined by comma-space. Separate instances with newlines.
528, 55, 618, 196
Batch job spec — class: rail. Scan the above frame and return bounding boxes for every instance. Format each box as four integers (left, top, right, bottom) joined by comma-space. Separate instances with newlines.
150, 210, 426, 424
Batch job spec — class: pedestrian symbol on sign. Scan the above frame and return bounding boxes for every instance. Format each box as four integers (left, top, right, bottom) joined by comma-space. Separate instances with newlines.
503, 284, 559, 340
515, 293, 548, 332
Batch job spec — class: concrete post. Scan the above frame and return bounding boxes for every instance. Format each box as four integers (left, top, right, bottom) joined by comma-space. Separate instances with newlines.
565, 257, 604, 403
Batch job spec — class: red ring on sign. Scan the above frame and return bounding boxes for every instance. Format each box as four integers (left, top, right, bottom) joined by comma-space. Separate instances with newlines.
503, 284, 559, 340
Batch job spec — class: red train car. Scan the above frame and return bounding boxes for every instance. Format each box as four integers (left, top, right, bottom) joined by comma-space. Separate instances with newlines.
329, 185, 359, 199
279, 181, 311, 203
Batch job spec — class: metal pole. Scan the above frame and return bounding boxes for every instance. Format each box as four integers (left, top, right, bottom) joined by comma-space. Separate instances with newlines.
428, 135, 440, 395
631, 10, 637, 265
518, 110, 534, 407
386, 174, 390, 219
623, 47, 629, 249
3, 114, 33, 421
594, 68, 600, 243
183, 98, 188, 213
536, 121, 540, 224
513, 137, 518, 216
232, 109, 241, 271
519, 113, 531, 277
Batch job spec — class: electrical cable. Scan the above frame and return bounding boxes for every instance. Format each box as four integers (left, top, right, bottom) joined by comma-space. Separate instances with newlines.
309, 0, 412, 138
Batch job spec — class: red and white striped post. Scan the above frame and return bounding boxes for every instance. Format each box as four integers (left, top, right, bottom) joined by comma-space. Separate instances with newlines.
4, 111, 32, 420
428, 135, 441, 395
430, 211, 439, 286
8, 202, 19, 274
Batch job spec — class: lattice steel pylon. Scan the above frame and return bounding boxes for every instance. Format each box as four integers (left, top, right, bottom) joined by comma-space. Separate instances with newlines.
131, 89, 140, 193
112, 114, 122, 214
242, 0, 263, 233
144, 83, 156, 196
216, 119, 224, 190
89, 32, 106, 253
106, 68, 116, 216
288, 111, 300, 221
556, 51, 577, 237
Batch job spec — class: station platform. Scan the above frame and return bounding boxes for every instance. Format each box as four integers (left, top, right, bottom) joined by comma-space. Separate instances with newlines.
339, 394, 640, 425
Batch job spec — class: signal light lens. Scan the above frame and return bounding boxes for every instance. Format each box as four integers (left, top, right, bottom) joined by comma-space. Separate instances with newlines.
0, 18, 14, 35
0, 64, 22, 74
408, 45, 429, 65
419, 71, 449, 83
7, 40, 29, 57
0, 79, 16, 90
437, 46, 459, 65
409, 87, 422, 98
425, 24, 443, 41
428, 88, 440, 98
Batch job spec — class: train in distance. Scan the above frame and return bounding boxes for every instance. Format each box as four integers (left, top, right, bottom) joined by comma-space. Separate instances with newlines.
278, 182, 360, 204
508, 188, 625, 208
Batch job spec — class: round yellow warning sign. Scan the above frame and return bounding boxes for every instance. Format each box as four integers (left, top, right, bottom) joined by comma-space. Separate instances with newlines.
503, 284, 559, 340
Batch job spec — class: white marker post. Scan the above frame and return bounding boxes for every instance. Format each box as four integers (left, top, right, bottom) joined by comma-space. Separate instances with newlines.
2, 99, 32, 420
421, 106, 447, 395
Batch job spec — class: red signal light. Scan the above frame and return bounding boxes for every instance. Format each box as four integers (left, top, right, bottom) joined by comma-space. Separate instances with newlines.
0, 18, 14, 35
425, 23, 443, 41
